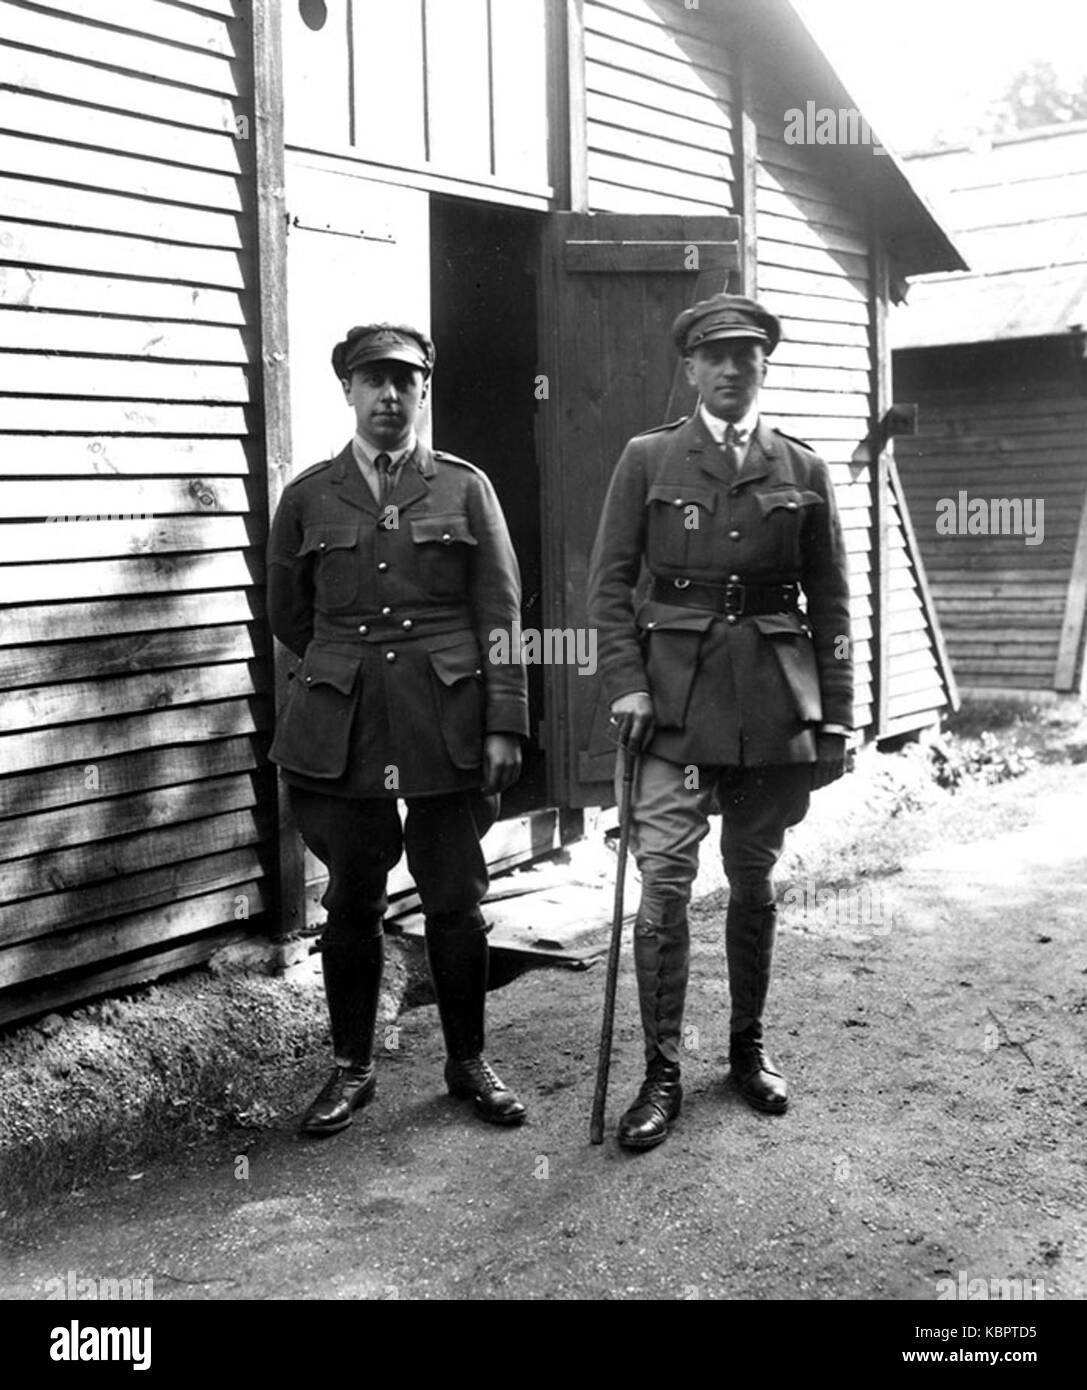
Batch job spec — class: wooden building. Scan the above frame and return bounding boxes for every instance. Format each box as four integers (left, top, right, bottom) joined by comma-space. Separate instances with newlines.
893, 122, 1087, 693
0, 0, 963, 1026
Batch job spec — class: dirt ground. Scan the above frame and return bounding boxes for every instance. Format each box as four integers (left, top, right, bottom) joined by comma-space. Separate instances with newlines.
0, 699, 1084, 1303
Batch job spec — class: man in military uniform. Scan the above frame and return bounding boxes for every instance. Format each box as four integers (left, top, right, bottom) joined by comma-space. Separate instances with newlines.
587, 294, 853, 1150
267, 323, 529, 1135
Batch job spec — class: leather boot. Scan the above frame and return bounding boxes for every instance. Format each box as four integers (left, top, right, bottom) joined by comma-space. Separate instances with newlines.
618, 908, 689, 1150
426, 910, 526, 1126
726, 900, 787, 1113
617, 1056, 683, 1150
300, 931, 383, 1136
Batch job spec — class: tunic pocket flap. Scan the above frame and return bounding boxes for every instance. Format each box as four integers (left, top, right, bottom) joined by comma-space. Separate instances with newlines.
300, 648, 360, 694
636, 599, 716, 635
751, 612, 808, 638
298, 524, 359, 556
755, 487, 822, 517
428, 638, 482, 686
410, 514, 478, 546
646, 483, 718, 514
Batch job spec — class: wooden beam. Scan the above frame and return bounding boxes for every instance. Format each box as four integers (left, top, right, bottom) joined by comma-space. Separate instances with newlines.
734, 48, 758, 295
1054, 486, 1087, 691
870, 238, 890, 737
566, 0, 588, 211
250, 0, 305, 945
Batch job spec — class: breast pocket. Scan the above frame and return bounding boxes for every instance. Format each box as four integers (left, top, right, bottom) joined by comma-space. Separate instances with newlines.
298, 524, 360, 614
645, 484, 718, 570
754, 487, 823, 569
410, 513, 478, 598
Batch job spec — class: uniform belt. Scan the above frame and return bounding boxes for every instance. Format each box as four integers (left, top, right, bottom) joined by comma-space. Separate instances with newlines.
315, 607, 473, 643
651, 577, 800, 617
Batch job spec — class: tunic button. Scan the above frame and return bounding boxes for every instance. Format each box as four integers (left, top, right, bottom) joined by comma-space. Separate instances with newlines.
377, 561, 388, 573
318, 541, 327, 550
726, 615, 737, 625
672, 498, 683, 508
357, 624, 368, 636
381, 606, 392, 616
441, 532, 452, 544
729, 573, 740, 582
401, 619, 413, 631
304, 675, 312, 684
787, 501, 798, 510
729, 530, 741, 541
385, 651, 397, 663
646, 621, 656, 630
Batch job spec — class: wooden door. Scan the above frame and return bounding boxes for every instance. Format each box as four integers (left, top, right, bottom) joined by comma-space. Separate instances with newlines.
537, 212, 740, 808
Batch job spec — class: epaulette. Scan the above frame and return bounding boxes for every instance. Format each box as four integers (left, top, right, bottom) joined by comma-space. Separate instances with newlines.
635, 416, 690, 437
284, 456, 337, 488
432, 449, 485, 477
772, 427, 817, 453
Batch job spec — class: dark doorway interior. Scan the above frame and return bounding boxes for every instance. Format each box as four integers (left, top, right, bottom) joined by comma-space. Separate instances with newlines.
429, 196, 547, 814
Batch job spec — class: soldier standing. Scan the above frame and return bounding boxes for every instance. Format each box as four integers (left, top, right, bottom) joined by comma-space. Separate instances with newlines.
267, 324, 528, 1135
587, 294, 853, 1150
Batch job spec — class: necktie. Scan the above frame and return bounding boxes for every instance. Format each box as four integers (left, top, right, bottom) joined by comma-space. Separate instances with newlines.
375, 452, 394, 507
723, 424, 744, 475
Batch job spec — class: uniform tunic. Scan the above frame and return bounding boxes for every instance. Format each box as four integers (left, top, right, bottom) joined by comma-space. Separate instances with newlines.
588, 412, 853, 765
267, 442, 528, 798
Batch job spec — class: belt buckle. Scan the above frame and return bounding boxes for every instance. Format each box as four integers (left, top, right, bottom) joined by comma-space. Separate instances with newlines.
722, 580, 745, 616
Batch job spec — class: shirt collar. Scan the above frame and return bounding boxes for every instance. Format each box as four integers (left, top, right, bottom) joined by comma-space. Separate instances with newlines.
699, 401, 759, 445
352, 431, 417, 468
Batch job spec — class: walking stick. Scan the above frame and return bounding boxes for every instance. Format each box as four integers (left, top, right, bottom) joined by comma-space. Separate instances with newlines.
590, 744, 638, 1144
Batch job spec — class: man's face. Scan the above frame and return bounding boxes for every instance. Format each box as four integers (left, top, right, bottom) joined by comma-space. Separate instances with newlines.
342, 360, 428, 449
684, 339, 767, 421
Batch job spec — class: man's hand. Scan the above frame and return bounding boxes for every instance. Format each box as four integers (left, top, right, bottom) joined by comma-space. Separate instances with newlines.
609, 692, 655, 754
482, 733, 522, 795
810, 732, 850, 790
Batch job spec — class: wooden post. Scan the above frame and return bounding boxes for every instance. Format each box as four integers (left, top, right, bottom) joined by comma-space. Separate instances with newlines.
250, 0, 306, 944
734, 49, 759, 296
870, 235, 891, 738
565, 0, 589, 212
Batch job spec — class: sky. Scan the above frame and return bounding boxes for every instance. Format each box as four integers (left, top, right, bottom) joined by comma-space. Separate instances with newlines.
794, 0, 1087, 153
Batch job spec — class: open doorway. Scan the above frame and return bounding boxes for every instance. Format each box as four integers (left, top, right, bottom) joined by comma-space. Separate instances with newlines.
428, 196, 547, 815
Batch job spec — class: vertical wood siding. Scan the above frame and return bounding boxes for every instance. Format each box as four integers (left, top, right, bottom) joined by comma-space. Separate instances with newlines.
584, 0, 736, 214
754, 82, 947, 736
0, 0, 269, 1023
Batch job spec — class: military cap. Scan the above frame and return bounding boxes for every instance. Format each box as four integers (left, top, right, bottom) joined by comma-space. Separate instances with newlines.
332, 323, 435, 379
672, 294, 781, 356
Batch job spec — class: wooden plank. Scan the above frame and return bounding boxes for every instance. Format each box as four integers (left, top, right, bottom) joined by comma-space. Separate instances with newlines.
0, 436, 249, 478
0, 735, 258, 818
1054, 490, 1087, 691
0, 309, 247, 363
22, 0, 236, 56
763, 363, 870, 394
588, 150, 730, 206
589, 119, 732, 181
0, 42, 237, 132
425, 0, 491, 178
0, 5, 238, 93
0, 177, 241, 250
0, 807, 269, 905
587, 178, 730, 216
0, 355, 248, 403
758, 237, 870, 282
757, 184, 867, 236
0, 884, 266, 988
0, 222, 243, 289
0, 591, 253, 647
0, 550, 257, 605
759, 288, 870, 326
0, 772, 258, 864
587, 0, 739, 54
0, 662, 261, 734
2, 477, 249, 519
0, 925, 251, 1030
565, 239, 738, 273
759, 262, 868, 304
488, 0, 551, 195
585, 31, 734, 104
734, 47, 757, 295
0, 624, 255, 689
0, 699, 265, 775
759, 210, 868, 257
0, 133, 242, 211
0, 400, 247, 434
584, 1, 735, 78
0, 846, 263, 947
0, 267, 245, 324
773, 340, 872, 371
756, 386, 869, 415
350, 0, 426, 165
588, 91, 732, 155
566, 0, 589, 210
0, 91, 241, 174
585, 61, 734, 128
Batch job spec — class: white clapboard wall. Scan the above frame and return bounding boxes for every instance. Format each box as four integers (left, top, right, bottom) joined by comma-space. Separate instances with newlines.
0, 0, 270, 1025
